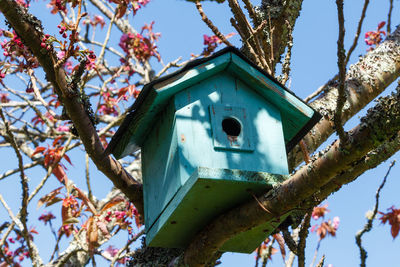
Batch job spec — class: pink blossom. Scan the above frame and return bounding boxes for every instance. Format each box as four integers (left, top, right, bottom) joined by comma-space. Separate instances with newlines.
104, 245, 118, 257
56, 125, 70, 132
57, 50, 65, 60
332, 216, 340, 230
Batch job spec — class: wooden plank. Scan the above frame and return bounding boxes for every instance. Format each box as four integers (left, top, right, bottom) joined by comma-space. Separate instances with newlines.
146, 167, 287, 252
142, 101, 181, 229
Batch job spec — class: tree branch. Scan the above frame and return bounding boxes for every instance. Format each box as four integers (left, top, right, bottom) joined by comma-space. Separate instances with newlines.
345, 0, 369, 65
195, 1, 233, 47
254, 0, 304, 70
0, 0, 144, 214
288, 26, 400, 170
334, 0, 348, 142
355, 161, 395, 267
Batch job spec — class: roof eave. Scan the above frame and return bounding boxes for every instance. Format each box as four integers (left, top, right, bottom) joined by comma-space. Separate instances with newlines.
108, 47, 321, 159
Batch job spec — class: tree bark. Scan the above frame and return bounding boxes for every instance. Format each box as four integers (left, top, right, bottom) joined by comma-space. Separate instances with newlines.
289, 26, 400, 170
255, 0, 304, 70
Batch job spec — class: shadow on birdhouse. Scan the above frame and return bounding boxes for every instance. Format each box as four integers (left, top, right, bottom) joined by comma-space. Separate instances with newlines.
107, 47, 321, 253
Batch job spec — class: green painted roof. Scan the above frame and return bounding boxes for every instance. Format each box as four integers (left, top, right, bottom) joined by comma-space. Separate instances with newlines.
107, 47, 321, 159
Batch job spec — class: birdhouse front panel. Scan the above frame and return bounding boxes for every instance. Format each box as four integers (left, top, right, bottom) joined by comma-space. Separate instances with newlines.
174, 72, 289, 180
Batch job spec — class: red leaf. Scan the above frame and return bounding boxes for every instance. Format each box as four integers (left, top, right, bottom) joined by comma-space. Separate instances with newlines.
52, 165, 68, 183
379, 206, 400, 239
61, 196, 79, 225
100, 196, 125, 213
52, 135, 63, 147
73, 186, 97, 215
63, 153, 72, 165
37, 186, 63, 208
116, 4, 127, 19
31, 146, 46, 157
391, 223, 400, 238
378, 21, 386, 29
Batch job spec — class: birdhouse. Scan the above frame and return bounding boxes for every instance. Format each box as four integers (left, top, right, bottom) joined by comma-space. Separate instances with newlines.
108, 47, 321, 253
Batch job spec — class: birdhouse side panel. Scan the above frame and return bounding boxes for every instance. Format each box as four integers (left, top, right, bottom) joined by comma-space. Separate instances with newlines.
173, 73, 289, 187
141, 101, 181, 230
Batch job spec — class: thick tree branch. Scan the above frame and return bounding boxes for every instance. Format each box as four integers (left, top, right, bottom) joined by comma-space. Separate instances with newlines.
184, 89, 400, 266
289, 26, 400, 170
316, 125, 400, 203
0, 0, 143, 214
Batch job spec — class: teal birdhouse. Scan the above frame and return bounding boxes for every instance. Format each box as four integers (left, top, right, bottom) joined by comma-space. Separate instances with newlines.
108, 47, 321, 253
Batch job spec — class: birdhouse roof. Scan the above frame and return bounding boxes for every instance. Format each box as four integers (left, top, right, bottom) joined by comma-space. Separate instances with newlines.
107, 47, 321, 159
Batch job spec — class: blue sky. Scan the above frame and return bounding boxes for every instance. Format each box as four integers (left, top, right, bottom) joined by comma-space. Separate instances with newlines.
1, 0, 400, 266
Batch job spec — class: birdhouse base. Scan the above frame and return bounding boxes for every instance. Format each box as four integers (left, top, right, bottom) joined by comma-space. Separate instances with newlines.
146, 167, 288, 253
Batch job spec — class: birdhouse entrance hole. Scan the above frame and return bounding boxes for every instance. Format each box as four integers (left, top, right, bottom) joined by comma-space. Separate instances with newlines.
222, 117, 241, 137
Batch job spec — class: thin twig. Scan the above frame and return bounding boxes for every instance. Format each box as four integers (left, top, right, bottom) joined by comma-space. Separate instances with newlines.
28, 69, 55, 116
227, 0, 251, 40
86, 153, 94, 204
0, 195, 23, 230
0, 107, 32, 260
230, 18, 271, 73
355, 160, 395, 267
267, 8, 275, 70
96, 11, 116, 64
250, 191, 273, 214
0, 194, 44, 266
0, 221, 15, 248
255, 244, 262, 267
261, 237, 275, 267
0, 161, 40, 181
310, 239, 321, 267
109, 229, 144, 266
241, 0, 258, 26
281, 20, 294, 85
55, 0, 85, 68
154, 57, 183, 79
227, 0, 271, 73
48, 220, 61, 261
5, 87, 54, 130
315, 255, 325, 267
82, 39, 125, 58
334, 0, 348, 143
298, 211, 312, 267
304, 74, 338, 103
89, 0, 135, 34
299, 140, 311, 164
387, 0, 393, 34
195, 1, 233, 47
345, 0, 369, 65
